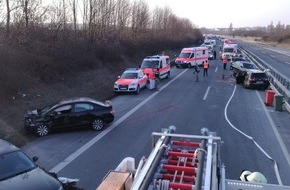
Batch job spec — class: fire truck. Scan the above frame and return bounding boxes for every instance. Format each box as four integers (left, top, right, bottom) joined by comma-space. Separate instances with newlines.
96, 126, 290, 190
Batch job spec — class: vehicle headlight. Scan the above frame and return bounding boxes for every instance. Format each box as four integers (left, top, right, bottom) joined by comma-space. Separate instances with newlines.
114, 82, 118, 87
129, 82, 137, 86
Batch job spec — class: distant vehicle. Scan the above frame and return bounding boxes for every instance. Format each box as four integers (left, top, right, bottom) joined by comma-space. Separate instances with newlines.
222, 43, 238, 59
140, 55, 171, 79
175, 46, 208, 68
24, 97, 114, 137
243, 70, 270, 89
114, 68, 148, 94
231, 61, 259, 84
230, 56, 246, 70
232, 53, 245, 59
0, 139, 63, 190
208, 51, 214, 60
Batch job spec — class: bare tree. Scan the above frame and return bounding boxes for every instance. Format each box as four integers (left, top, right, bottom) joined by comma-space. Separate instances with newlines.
131, 0, 149, 36
5, 0, 11, 35
69, 0, 77, 36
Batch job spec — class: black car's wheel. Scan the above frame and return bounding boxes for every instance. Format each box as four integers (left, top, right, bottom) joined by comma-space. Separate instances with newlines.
92, 118, 104, 131
35, 124, 49, 137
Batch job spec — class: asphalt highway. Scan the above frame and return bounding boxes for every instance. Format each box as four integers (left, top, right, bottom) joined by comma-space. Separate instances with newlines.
22, 41, 290, 190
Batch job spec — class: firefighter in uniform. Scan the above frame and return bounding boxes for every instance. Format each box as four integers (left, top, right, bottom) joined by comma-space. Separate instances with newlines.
222, 56, 228, 70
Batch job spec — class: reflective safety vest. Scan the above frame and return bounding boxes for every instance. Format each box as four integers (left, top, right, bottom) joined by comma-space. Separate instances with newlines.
203, 61, 209, 69
223, 57, 228, 63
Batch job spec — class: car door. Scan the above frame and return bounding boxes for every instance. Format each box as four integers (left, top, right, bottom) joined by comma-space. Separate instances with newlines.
50, 104, 73, 128
70, 103, 95, 127
138, 71, 147, 88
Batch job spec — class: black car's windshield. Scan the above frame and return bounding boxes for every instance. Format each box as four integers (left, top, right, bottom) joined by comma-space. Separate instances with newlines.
243, 63, 257, 69
121, 72, 138, 79
0, 150, 36, 181
38, 104, 55, 116
141, 60, 159, 68
178, 52, 191, 58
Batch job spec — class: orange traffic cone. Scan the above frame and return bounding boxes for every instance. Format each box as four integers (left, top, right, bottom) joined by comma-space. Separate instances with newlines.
222, 73, 225, 79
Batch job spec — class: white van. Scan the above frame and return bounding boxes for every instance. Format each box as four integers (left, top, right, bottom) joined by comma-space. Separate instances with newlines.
175, 47, 208, 68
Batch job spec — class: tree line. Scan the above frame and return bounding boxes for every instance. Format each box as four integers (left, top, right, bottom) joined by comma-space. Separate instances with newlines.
0, 0, 203, 57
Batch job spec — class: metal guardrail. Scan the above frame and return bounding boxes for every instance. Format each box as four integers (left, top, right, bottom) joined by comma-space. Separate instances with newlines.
239, 46, 290, 113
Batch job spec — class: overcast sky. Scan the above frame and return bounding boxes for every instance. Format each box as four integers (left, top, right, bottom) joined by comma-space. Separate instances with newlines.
144, 0, 290, 28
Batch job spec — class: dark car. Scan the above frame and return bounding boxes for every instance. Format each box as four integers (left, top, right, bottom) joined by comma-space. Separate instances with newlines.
243, 70, 270, 89
24, 97, 115, 137
231, 61, 259, 84
230, 57, 246, 70
0, 139, 63, 190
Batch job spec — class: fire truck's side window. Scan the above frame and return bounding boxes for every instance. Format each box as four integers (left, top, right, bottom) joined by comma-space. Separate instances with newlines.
160, 60, 163, 68
203, 50, 205, 54
190, 53, 194, 58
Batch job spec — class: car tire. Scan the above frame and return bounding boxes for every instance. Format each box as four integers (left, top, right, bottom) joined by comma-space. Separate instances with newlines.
235, 76, 241, 84
166, 71, 170, 79
92, 118, 104, 131
35, 124, 49, 137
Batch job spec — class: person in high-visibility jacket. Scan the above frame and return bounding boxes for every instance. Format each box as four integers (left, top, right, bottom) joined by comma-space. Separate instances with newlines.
203, 60, 209, 77
222, 56, 228, 70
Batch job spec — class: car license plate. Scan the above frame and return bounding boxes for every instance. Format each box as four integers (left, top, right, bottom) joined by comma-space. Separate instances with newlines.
120, 87, 127, 90
256, 81, 264, 84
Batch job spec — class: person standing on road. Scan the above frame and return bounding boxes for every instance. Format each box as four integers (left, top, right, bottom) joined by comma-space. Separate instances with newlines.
213, 50, 217, 59
223, 56, 228, 70
203, 60, 209, 77
193, 62, 199, 82
154, 69, 159, 90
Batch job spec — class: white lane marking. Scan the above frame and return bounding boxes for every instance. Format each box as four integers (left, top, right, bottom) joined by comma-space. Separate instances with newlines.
50, 69, 188, 173
264, 47, 290, 57
203, 86, 211, 100
215, 67, 218, 72
224, 85, 284, 185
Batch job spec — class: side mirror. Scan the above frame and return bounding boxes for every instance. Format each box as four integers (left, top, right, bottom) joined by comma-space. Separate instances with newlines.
50, 112, 56, 117
32, 156, 39, 162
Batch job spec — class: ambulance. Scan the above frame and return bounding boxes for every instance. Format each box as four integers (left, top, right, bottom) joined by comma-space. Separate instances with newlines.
175, 46, 208, 68
140, 55, 171, 80
222, 42, 238, 60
